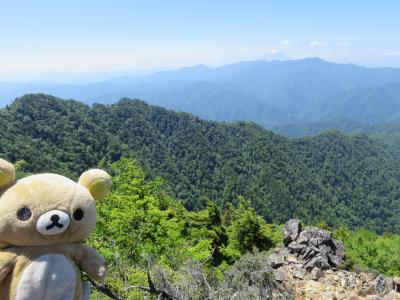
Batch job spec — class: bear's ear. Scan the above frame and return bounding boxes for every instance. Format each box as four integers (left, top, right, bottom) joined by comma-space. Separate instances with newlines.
78, 169, 112, 201
0, 158, 16, 190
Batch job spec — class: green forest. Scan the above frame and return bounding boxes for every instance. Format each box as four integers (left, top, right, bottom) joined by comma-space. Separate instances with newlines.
2, 94, 400, 298
275, 117, 400, 149
2, 94, 400, 233
90, 159, 400, 298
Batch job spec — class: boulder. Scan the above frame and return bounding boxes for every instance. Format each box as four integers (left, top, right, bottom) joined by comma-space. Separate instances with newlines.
374, 274, 386, 295
304, 255, 331, 270
268, 254, 285, 268
274, 268, 287, 282
283, 219, 301, 246
311, 267, 324, 281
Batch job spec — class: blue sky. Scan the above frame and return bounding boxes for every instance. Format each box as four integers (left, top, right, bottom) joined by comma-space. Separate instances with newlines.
1, 0, 400, 81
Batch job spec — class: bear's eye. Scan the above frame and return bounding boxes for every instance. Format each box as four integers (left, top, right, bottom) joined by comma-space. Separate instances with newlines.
73, 209, 84, 221
17, 207, 32, 221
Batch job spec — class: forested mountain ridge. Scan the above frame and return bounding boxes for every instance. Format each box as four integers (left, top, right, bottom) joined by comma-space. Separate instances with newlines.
275, 118, 400, 148
1, 94, 400, 234
3, 59, 400, 130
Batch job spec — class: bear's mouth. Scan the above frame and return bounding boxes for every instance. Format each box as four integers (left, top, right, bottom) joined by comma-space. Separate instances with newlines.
46, 222, 63, 230
45, 214, 64, 230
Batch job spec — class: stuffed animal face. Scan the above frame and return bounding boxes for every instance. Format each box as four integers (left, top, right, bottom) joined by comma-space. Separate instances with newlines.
0, 158, 111, 248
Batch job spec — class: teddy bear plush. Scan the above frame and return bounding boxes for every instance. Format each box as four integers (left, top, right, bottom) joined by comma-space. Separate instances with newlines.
0, 158, 112, 300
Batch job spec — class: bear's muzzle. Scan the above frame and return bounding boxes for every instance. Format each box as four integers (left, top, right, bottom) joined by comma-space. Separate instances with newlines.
36, 210, 70, 236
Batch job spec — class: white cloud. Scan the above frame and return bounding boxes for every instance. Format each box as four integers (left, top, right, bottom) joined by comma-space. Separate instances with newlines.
280, 39, 291, 46
309, 40, 329, 48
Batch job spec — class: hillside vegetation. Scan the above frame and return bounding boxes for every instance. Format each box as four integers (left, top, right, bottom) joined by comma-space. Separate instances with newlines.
2, 94, 400, 234
275, 118, 400, 149
90, 159, 400, 298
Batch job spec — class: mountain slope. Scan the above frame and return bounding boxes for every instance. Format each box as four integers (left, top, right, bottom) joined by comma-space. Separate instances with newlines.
273, 118, 367, 137
1, 94, 400, 234
313, 83, 400, 124
104, 58, 400, 124
274, 117, 400, 149
3, 59, 400, 129
99, 81, 286, 127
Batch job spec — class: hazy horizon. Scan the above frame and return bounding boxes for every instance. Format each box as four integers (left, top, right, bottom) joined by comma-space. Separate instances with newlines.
2, 55, 400, 85
1, 0, 400, 82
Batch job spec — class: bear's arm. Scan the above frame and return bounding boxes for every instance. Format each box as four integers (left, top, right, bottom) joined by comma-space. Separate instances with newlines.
70, 243, 108, 281
0, 251, 17, 282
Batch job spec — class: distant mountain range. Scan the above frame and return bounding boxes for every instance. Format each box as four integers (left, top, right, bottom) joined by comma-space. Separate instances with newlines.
2, 57, 400, 133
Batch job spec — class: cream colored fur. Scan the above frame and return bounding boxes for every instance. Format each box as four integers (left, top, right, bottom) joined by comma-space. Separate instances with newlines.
0, 158, 111, 300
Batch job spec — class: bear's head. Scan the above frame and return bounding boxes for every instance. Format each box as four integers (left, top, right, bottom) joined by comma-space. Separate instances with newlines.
0, 158, 111, 249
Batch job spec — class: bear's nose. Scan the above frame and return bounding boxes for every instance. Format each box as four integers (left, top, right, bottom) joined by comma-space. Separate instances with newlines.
36, 210, 70, 236
50, 214, 60, 223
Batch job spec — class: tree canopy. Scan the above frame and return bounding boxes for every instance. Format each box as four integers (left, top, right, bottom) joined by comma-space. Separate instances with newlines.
2, 94, 400, 234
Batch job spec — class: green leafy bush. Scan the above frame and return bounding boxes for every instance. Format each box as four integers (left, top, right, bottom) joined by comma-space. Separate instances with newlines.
88, 159, 281, 297
334, 226, 400, 276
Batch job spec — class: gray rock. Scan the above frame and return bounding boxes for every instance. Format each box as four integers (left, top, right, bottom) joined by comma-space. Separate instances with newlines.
301, 248, 316, 260
304, 255, 331, 270
283, 222, 345, 269
311, 267, 323, 281
294, 263, 304, 269
384, 277, 394, 292
279, 219, 346, 276
340, 277, 349, 289
274, 268, 286, 282
277, 247, 290, 258
374, 275, 386, 295
288, 243, 306, 254
393, 277, 400, 292
333, 239, 345, 258
293, 269, 306, 279
268, 254, 285, 268
328, 253, 343, 268
296, 231, 309, 245
286, 255, 298, 264
283, 219, 302, 246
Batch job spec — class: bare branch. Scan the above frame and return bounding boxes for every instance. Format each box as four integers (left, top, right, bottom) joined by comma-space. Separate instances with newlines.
147, 269, 157, 292
126, 285, 153, 292
126, 269, 176, 300
201, 246, 216, 266
88, 278, 126, 300
230, 291, 238, 300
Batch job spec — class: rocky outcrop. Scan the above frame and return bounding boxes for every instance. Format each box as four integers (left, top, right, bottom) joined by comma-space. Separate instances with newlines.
268, 220, 400, 299
280, 219, 345, 270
